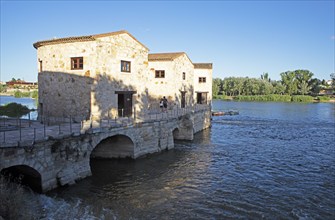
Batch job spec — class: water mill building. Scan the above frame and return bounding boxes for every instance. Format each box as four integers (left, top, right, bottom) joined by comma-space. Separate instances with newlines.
33, 30, 213, 122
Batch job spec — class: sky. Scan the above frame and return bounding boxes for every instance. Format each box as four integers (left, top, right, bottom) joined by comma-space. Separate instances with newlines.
0, 0, 334, 82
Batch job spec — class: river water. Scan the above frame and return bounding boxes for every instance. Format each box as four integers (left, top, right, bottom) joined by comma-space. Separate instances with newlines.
0, 95, 38, 120
1, 97, 334, 219
41, 100, 335, 219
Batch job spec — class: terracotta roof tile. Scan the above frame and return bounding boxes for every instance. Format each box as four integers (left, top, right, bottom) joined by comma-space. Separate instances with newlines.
33, 30, 148, 50
193, 63, 213, 69
148, 52, 186, 61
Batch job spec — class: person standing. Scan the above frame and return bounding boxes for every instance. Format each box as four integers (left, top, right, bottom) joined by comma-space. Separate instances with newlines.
163, 96, 168, 112
160, 98, 164, 112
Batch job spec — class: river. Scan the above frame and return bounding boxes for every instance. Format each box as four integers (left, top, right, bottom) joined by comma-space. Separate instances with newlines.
1, 98, 335, 219
40, 100, 334, 219
0, 95, 38, 120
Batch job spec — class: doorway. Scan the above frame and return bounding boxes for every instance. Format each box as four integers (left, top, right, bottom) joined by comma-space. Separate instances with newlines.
116, 91, 135, 117
196, 92, 208, 104
181, 91, 186, 108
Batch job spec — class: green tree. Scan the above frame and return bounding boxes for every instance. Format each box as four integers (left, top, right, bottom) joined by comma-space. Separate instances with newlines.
309, 78, 321, 95
280, 71, 298, 95
294, 69, 313, 95
235, 77, 244, 95
0, 85, 7, 93
272, 81, 285, 95
212, 78, 222, 97
330, 73, 335, 88
261, 72, 271, 82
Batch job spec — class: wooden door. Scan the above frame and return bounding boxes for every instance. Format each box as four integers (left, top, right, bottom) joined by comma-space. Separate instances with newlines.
118, 93, 133, 117
181, 92, 186, 108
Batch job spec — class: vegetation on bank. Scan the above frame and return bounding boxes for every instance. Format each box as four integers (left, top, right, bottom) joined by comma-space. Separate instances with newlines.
234, 94, 292, 102
13, 90, 38, 99
0, 102, 32, 117
0, 177, 36, 219
213, 70, 335, 102
233, 94, 324, 102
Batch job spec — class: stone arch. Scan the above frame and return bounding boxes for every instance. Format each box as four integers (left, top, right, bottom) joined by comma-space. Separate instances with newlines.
172, 126, 181, 140
1, 165, 42, 193
91, 134, 135, 159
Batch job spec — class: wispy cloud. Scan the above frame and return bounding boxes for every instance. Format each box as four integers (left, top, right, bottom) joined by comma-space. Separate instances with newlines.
331, 35, 335, 40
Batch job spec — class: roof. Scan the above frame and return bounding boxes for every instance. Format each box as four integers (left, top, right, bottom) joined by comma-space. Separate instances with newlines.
33, 30, 148, 50
148, 52, 193, 64
193, 63, 213, 69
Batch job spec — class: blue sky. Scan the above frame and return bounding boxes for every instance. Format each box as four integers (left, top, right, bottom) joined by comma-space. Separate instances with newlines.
1, 0, 334, 82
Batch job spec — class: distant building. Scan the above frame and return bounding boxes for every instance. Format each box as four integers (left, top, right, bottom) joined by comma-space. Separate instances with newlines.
33, 30, 213, 121
319, 88, 334, 95
6, 80, 38, 89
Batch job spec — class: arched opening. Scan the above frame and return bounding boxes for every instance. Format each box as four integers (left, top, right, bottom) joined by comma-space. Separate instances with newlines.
173, 128, 181, 140
1, 165, 42, 193
91, 135, 135, 159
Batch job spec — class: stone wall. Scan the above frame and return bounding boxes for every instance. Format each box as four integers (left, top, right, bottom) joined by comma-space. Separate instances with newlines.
193, 108, 212, 133
91, 34, 150, 118
37, 33, 150, 121
147, 54, 194, 110
194, 66, 213, 103
38, 72, 93, 122
0, 109, 211, 192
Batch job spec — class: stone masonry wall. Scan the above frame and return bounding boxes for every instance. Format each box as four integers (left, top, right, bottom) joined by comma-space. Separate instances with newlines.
91, 34, 149, 118
147, 54, 194, 110
0, 109, 211, 192
37, 33, 149, 121
194, 67, 213, 103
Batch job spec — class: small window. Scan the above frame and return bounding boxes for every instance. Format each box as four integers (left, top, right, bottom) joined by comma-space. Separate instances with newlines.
182, 72, 186, 80
71, 57, 83, 70
39, 60, 43, 72
121, 60, 131, 72
199, 77, 206, 83
155, 70, 165, 78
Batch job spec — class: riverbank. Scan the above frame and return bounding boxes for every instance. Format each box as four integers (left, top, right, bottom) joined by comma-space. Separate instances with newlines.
0, 90, 38, 99
213, 94, 335, 103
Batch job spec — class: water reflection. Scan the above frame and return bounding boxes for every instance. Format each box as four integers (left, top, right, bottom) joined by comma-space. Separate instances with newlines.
0, 96, 38, 120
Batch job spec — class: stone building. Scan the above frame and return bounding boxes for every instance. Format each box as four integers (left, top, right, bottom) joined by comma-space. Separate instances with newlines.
34, 30, 150, 121
148, 52, 195, 110
33, 30, 213, 121
194, 63, 213, 105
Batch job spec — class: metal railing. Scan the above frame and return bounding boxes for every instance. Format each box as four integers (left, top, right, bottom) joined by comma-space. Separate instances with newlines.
0, 104, 211, 147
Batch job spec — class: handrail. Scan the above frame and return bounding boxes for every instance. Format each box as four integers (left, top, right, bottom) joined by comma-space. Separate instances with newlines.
0, 104, 211, 147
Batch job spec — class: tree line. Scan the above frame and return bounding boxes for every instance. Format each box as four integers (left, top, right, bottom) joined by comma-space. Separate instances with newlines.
213, 70, 335, 98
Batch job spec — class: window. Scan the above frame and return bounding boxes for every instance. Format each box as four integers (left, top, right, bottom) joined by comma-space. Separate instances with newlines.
39, 60, 43, 72
71, 57, 83, 70
182, 72, 186, 80
155, 70, 165, 78
121, 60, 131, 72
199, 77, 206, 83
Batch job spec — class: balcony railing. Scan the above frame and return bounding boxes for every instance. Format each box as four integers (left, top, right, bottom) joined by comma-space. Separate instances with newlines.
0, 104, 211, 147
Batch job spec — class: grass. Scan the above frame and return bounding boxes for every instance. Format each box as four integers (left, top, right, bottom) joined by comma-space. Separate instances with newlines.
234, 94, 292, 102
291, 95, 314, 102
13, 90, 38, 99
214, 94, 331, 103
316, 96, 331, 102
